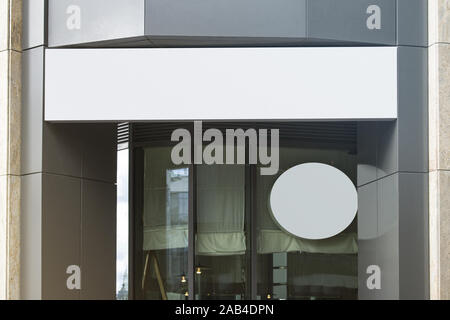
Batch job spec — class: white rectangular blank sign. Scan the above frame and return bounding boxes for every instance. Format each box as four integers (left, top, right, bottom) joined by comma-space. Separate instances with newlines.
45, 47, 398, 121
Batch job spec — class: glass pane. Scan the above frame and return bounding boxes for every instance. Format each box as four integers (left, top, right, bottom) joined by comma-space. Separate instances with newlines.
256, 147, 358, 300
195, 164, 248, 300
139, 146, 189, 300
116, 148, 129, 300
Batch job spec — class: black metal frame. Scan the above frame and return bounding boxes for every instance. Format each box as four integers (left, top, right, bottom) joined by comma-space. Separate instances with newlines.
188, 131, 197, 299
128, 124, 135, 300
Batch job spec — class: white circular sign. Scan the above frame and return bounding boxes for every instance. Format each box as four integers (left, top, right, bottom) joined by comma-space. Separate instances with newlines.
269, 163, 358, 240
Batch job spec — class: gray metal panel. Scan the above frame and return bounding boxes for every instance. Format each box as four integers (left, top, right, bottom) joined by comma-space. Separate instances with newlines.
358, 237, 380, 300
21, 174, 42, 300
357, 170, 429, 300
307, 0, 396, 45
43, 123, 117, 183
358, 48, 428, 184
22, 0, 46, 49
376, 121, 398, 179
397, 0, 428, 47
145, 0, 306, 38
398, 173, 429, 300
22, 47, 44, 175
357, 121, 399, 187
80, 124, 117, 184
358, 182, 378, 242
377, 174, 400, 300
42, 174, 81, 300
43, 124, 83, 177
48, 0, 145, 47
81, 180, 116, 300
358, 182, 378, 300
357, 122, 378, 187
397, 47, 428, 173
358, 174, 401, 300
45, 0, 429, 47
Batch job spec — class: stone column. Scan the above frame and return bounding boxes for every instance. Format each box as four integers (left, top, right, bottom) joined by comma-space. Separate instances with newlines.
0, 0, 22, 300
429, 0, 450, 300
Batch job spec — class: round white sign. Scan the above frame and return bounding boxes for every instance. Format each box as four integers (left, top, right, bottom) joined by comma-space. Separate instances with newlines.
269, 163, 358, 240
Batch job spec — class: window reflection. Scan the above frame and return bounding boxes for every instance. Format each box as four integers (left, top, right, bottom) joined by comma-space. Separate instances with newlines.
116, 148, 129, 300
140, 147, 189, 300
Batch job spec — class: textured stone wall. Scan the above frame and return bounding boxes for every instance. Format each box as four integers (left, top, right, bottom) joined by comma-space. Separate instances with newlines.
429, 0, 450, 300
0, 0, 22, 300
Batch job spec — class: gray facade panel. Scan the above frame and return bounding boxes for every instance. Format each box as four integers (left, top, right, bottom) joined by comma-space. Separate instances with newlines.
42, 123, 117, 183
357, 171, 429, 299
48, 0, 145, 47
376, 174, 400, 300
46, 0, 429, 47
357, 122, 378, 187
81, 180, 117, 300
397, 47, 428, 173
358, 174, 401, 300
358, 238, 380, 300
358, 182, 378, 241
42, 174, 81, 300
376, 121, 398, 179
398, 173, 429, 300
21, 47, 44, 175
397, 0, 428, 47
80, 124, 117, 184
145, 0, 306, 38
307, 0, 396, 45
357, 47, 428, 186
22, 0, 47, 49
43, 124, 84, 178
21, 174, 42, 300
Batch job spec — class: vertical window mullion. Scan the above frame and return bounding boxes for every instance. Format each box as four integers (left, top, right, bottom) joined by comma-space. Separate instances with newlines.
188, 122, 196, 300
188, 164, 196, 300
250, 164, 258, 299
132, 147, 144, 300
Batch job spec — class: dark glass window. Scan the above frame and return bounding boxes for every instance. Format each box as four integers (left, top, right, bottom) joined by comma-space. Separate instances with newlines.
133, 127, 357, 300
137, 147, 190, 300
195, 164, 248, 299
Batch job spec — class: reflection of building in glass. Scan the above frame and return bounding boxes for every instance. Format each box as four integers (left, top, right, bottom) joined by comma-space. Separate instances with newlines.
117, 272, 128, 300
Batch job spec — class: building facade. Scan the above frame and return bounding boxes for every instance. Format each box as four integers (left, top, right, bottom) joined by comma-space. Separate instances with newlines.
0, 0, 449, 300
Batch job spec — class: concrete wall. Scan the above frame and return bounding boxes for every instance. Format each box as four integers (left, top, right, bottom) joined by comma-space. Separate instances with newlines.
429, 0, 450, 300
0, 0, 22, 300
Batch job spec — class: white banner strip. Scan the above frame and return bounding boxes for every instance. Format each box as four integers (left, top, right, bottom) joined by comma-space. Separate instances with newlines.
45, 47, 397, 121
